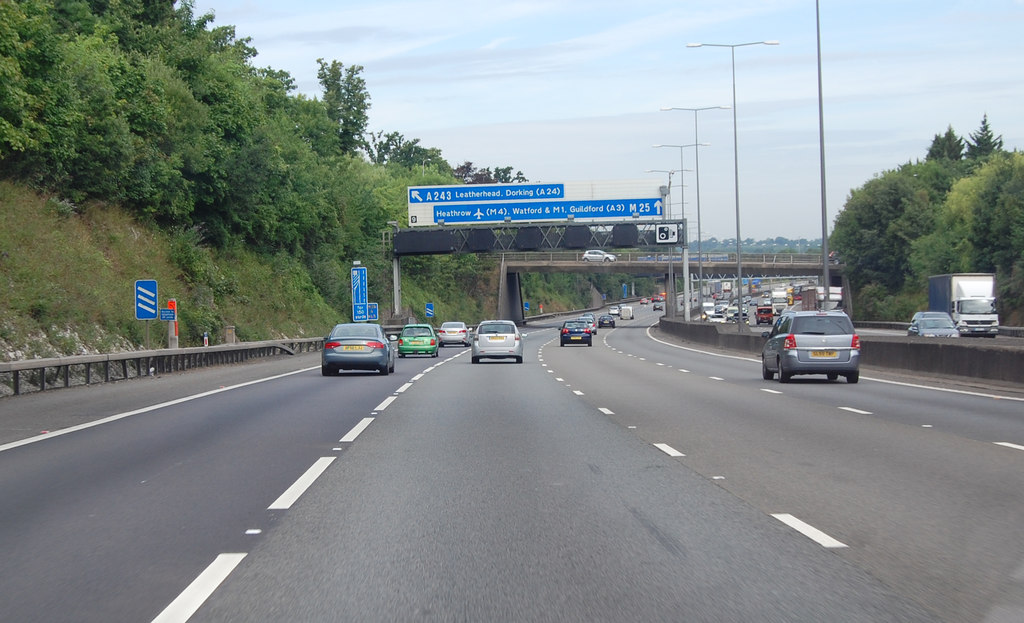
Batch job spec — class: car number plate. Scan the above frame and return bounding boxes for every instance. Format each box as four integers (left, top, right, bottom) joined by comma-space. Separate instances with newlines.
571, 336, 581, 340
810, 350, 837, 358
488, 336, 504, 342
342, 345, 363, 351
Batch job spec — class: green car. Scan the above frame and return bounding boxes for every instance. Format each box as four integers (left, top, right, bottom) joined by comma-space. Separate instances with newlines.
397, 324, 439, 357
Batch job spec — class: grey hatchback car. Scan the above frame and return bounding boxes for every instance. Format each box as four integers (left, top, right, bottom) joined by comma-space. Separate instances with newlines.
471, 320, 524, 363
322, 322, 395, 376
761, 311, 860, 383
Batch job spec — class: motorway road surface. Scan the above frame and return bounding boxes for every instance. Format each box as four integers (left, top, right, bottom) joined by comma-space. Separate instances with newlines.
1, 308, 1023, 622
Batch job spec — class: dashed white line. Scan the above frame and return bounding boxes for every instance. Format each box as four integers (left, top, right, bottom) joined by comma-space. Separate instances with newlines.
150, 553, 247, 623
340, 417, 374, 442
995, 442, 1024, 452
268, 457, 335, 510
598, 407, 614, 415
709, 376, 724, 381
374, 395, 398, 411
573, 390, 584, 396
653, 443, 685, 457
395, 382, 413, 393
838, 406, 872, 415
771, 513, 848, 548
760, 388, 783, 394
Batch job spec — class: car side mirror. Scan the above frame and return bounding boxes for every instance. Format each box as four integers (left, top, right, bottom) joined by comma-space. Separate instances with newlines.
761, 331, 770, 338
388, 334, 398, 341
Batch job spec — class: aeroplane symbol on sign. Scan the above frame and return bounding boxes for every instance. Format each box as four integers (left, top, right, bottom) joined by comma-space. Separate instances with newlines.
474, 209, 484, 219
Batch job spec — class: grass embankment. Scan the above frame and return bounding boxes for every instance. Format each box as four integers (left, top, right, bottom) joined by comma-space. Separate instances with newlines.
0, 181, 339, 360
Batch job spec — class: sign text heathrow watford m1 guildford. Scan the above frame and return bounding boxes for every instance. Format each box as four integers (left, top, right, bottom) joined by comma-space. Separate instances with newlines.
407, 180, 663, 227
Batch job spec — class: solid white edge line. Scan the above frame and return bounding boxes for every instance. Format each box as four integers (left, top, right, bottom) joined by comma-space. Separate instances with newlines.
995, 442, 1024, 451
150, 553, 247, 623
653, 443, 685, 457
0, 366, 321, 453
771, 513, 848, 548
374, 395, 398, 412
340, 417, 374, 443
268, 456, 335, 510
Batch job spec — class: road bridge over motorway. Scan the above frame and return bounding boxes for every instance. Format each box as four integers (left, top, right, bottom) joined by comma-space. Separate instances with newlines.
497, 251, 845, 323
389, 222, 842, 323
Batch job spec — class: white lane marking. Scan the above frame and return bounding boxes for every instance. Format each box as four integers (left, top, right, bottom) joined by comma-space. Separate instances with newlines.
268, 457, 335, 510
411, 373, 425, 381
839, 406, 872, 415
995, 442, 1024, 452
645, 326, 1024, 402
771, 513, 848, 548
654, 443, 685, 457
760, 388, 783, 394
598, 408, 614, 415
0, 366, 321, 453
245, 529, 261, 535
555, 377, 565, 382
395, 382, 413, 393
150, 553, 247, 623
678, 369, 690, 373
656, 362, 666, 366
374, 395, 398, 411
709, 376, 724, 381
573, 390, 584, 396
340, 417, 374, 442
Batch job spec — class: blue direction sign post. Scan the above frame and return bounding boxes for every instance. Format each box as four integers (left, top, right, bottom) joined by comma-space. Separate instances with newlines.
425, 303, 434, 318
351, 264, 368, 322
368, 303, 379, 322
135, 279, 158, 320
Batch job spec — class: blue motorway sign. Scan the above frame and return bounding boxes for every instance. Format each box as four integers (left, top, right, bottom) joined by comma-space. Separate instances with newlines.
432, 197, 662, 224
159, 308, 177, 321
425, 302, 434, 318
351, 266, 367, 305
409, 183, 563, 204
353, 303, 368, 322
135, 279, 158, 320
368, 303, 378, 322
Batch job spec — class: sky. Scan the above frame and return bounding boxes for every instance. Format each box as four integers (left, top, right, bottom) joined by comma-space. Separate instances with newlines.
188, 0, 1024, 241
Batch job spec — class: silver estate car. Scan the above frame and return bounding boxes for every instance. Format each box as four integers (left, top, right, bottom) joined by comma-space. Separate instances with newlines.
322, 322, 396, 376
471, 320, 524, 364
437, 321, 471, 347
761, 311, 860, 383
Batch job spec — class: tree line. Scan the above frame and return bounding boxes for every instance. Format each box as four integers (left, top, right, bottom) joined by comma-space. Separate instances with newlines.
830, 115, 1023, 324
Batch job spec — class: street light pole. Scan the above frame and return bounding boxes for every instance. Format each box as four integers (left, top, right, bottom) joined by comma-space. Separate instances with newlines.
646, 168, 680, 318
816, 0, 831, 309
688, 40, 778, 331
660, 106, 728, 313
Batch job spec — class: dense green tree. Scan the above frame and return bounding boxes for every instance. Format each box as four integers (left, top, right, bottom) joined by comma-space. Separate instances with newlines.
965, 114, 1003, 160
926, 125, 963, 162
317, 58, 369, 155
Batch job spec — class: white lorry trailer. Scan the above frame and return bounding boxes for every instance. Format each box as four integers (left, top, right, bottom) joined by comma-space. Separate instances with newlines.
927, 273, 999, 337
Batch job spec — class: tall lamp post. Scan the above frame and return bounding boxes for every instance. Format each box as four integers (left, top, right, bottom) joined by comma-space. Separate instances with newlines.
646, 168, 681, 318
815, 0, 831, 309
688, 40, 778, 331
654, 142, 707, 312
659, 106, 728, 311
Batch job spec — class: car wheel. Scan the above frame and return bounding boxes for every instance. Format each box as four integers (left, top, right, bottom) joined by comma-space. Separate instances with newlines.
778, 358, 791, 383
321, 366, 332, 377
560, 342, 565, 347
379, 363, 389, 375
846, 371, 859, 383
472, 356, 480, 364
389, 360, 395, 373
516, 356, 523, 364
761, 357, 774, 380
827, 372, 839, 381
587, 341, 592, 347
432, 350, 438, 358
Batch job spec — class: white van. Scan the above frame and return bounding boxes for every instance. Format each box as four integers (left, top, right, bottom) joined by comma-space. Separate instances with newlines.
618, 305, 634, 320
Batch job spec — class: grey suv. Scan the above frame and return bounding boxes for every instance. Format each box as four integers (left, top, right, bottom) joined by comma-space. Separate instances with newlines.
761, 311, 860, 383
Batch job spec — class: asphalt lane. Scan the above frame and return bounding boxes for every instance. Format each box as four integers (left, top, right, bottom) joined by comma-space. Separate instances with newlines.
192, 334, 932, 622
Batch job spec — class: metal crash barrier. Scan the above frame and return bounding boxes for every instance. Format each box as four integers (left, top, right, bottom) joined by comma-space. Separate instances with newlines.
0, 339, 323, 397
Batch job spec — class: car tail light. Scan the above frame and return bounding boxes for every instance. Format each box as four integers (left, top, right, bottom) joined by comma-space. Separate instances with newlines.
325, 341, 342, 349
851, 334, 861, 349
585, 328, 592, 334
783, 334, 797, 350
366, 340, 386, 349
397, 338, 404, 346
514, 334, 521, 342
430, 338, 436, 345
561, 328, 569, 335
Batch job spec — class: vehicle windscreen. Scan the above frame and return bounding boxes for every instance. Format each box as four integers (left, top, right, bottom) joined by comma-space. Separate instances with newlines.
478, 323, 514, 335
332, 325, 380, 339
960, 299, 996, 314
921, 318, 955, 329
791, 316, 854, 335
403, 327, 434, 337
